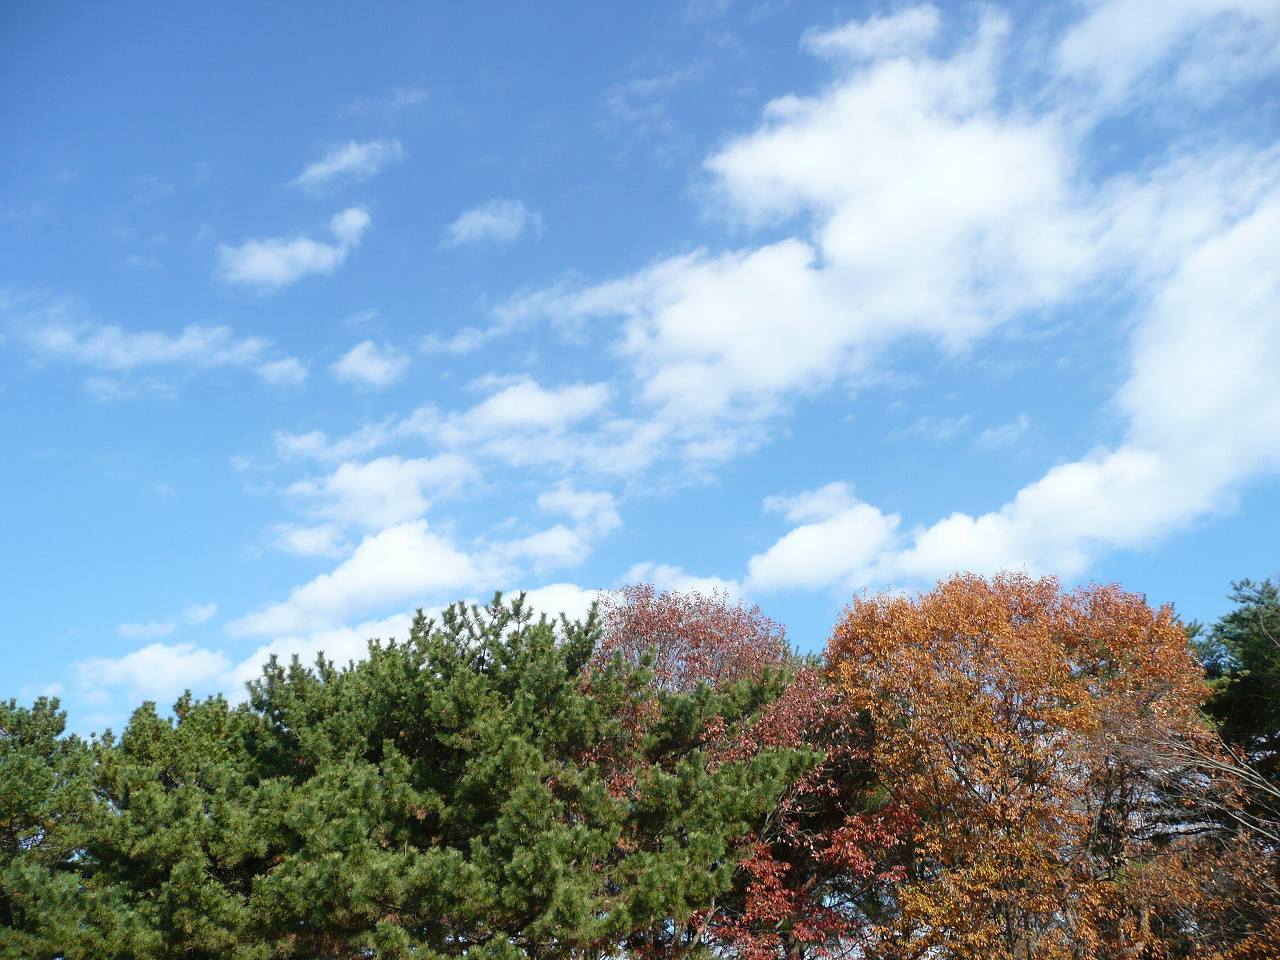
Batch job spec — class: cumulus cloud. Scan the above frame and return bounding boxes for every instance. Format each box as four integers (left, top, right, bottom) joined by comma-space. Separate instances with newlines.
330, 339, 409, 389
292, 139, 405, 191
218, 207, 371, 291
208, 1, 1279, 677
744, 171, 1280, 590
494, 481, 622, 571
229, 520, 489, 636
505, 10, 1095, 465
74, 642, 231, 705
486, 4, 1280, 584
748, 484, 901, 592
271, 522, 347, 558
442, 198, 542, 247
379, 376, 613, 469
285, 453, 475, 530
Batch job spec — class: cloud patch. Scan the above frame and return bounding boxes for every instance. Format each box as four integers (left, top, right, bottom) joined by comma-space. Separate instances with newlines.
330, 339, 409, 389
443, 199, 542, 247
218, 207, 371, 292
292, 139, 405, 192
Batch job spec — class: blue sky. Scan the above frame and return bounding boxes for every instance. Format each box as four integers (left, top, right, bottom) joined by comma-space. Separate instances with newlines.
3, 1, 1279, 733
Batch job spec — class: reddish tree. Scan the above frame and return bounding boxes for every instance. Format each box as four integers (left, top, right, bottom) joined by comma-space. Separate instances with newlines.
594, 584, 909, 959
595, 583, 790, 690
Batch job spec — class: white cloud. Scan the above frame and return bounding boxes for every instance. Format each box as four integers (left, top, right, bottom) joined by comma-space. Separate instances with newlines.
497, 525, 591, 570
206, 2, 1279, 660
802, 5, 941, 61
74, 642, 231, 705
491, 481, 621, 572
620, 561, 741, 597
274, 423, 394, 463
519, 583, 602, 623
976, 414, 1030, 449
1055, 0, 1280, 106
272, 522, 347, 558
81, 376, 174, 403
256, 356, 308, 386
222, 613, 414, 696
229, 520, 489, 636
392, 377, 611, 468
468, 377, 606, 430
23, 318, 269, 370
117, 620, 176, 639
329, 207, 372, 245
747, 490, 901, 592
443, 198, 542, 247
114, 602, 217, 641
419, 322, 512, 356
508, 9, 1095, 462
481, 4, 1280, 586
292, 139, 405, 191
340, 87, 429, 118
600, 68, 700, 149
218, 207, 371, 292
888, 414, 972, 443
10, 300, 306, 395
745, 171, 1280, 589
762, 481, 859, 523
330, 339, 409, 389
82, 579, 601, 717
286, 453, 475, 530
537, 480, 621, 535
183, 603, 218, 625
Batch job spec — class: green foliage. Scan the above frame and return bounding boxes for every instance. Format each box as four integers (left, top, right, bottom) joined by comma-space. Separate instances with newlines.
1200, 578, 1280, 758
2, 594, 809, 959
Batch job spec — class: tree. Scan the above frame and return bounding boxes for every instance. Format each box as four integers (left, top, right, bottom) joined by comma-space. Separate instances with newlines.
15, 594, 810, 959
827, 574, 1218, 960
0, 698, 154, 960
1199, 577, 1280, 790
597, 586, 910, 959
1179, 578, 1280, 956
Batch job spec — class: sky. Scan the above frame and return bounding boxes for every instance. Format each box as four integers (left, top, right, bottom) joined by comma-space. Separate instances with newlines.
3, 1, 1279, 734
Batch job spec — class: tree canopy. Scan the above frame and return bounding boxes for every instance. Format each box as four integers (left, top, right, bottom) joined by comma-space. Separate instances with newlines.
3, 576, 1278, 959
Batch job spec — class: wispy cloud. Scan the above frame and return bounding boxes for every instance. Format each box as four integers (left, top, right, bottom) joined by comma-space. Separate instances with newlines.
339, 86, 429, 118
599, 67, 701, 151
117, 620, 176, 639
976, 414, 1030, 449
291, 139, 405, 192
10, 298, 304, 393
255, 356, 308, 386
442, 198, 542, 248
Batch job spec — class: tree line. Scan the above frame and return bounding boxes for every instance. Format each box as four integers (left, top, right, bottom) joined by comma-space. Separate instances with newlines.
2, 573, 1278, 959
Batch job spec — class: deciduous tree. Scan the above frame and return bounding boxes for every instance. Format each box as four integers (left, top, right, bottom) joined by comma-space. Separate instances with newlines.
828, 574, 1217, 960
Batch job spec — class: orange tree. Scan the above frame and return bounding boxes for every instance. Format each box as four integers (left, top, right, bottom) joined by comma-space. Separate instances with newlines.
827, 573, 1219, 960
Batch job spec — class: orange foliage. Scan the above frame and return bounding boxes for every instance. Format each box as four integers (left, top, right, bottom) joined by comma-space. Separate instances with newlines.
828, 573, 1219, 960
